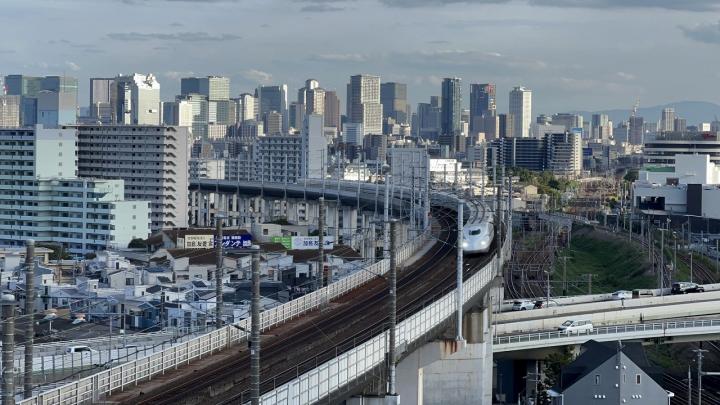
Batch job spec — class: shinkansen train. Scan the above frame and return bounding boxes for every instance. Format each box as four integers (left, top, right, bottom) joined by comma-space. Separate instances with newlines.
461, 221, 494, 254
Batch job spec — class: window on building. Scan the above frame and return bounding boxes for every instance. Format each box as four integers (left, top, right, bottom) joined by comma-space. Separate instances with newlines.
636, 374, 641, 384
595, 375, 600, 385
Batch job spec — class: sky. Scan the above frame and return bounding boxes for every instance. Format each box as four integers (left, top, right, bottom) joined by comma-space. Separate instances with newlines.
3, 0, 720, 115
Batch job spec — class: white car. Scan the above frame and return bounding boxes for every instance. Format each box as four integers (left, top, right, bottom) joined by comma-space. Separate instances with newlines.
511, 300, 535, 311
65, 345, 97, 354
558, 319, 594, 333
611, 290, 632, 300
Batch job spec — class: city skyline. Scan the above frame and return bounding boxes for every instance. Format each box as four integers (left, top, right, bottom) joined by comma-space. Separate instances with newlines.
3, 0, 720, 114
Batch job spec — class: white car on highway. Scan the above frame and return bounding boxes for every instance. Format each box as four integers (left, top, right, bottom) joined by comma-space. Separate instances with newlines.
511, 300, 535, 311
558, 319, 594, 333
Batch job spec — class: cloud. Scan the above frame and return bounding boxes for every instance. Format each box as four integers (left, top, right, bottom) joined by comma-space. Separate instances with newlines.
240, 69, 273, 84
65, 61, 81, 71
0, 49, 15, 54
107, 31, 241, 42
164, 71, 195, 80
680, 21, 720, 44
300, 4, 345, 11
396, 49, 547, 72
312, 53, 367, 62
528, 0, 720, 11
380, 0, 508, 6
616, 71, 635, 80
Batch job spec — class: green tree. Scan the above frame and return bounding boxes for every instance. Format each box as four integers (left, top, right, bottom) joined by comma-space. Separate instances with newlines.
624, 169, 638, 183
128, 238, 147, 249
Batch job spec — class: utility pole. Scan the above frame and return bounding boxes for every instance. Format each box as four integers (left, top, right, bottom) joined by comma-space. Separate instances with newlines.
560, 256, 570, 296
318, 197, 325, 288
215, 217, 224, 329
2, 293, 16, 405
24, 239, 35, 398
687, 365, 692, 405
456, 200, 465, 343
250, 247, 261, 405
659, 228, 665, 295
387, 219, 398, 397
695, 348, 708, 405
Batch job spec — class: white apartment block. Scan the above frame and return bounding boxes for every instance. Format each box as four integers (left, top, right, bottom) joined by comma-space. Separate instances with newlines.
72, 125, 190, 231
0, 126, 150, 254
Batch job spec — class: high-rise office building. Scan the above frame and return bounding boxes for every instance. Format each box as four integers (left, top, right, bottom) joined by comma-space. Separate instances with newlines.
674, 117, 687, 132
416, 98, 441, 140
235, 93, 256, 123
324, 90, 340, 129
4, 75, 77, 127
177, 93, 209, 137
347, 74, 382, 136
381, 82, 408, 124
591, 113, 610, 140
343, 122, 364, 145
297, 79, 320, 106
265, 111, 283, 136
469, 83, 495, 134
181, 76, 230, 101
499, 113, 514, 139
306, 87, 325, 116
289, 102, 305, 130
257, 85, 289, 133
89, 78, 114, 123
161, 100, 193, 127
440, 78, 462, 137
0, 95, 21, 127
551, 113, 583, 132
629, 115, 644, 145
660, 108, 675, 133
74, 124, 190, 231
509, 86, 532, 138
112, 73, 161, 125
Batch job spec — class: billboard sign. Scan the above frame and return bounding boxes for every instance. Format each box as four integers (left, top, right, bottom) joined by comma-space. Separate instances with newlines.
271, 236, 334, 250
183, 235, 214, 249
221, 234, 253, 249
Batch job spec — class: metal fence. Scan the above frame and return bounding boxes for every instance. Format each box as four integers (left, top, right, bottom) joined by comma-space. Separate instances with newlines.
493, 318, 720, 352
16, 226, 431, 405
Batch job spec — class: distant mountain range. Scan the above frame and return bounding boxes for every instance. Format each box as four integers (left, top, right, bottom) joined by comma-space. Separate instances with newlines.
572, 101, 720, 126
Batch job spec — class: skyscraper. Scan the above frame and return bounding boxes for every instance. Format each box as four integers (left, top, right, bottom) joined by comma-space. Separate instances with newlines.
306, 87, 325, 116
112, 73, 161, 125
324, 90, 340, 129
380, 82, 408, 124
0, 95, 21, 127
257, 84, 289, 133
660, 108, 675, 132
236, 93, 256, 123
509, 86, 532, 138
441, 78, 462, 137
469, 83, 495, 133
629, 115, 644, 145
347, 74, 382, 136
36, 76, 78, 127
90, 78, 114, 123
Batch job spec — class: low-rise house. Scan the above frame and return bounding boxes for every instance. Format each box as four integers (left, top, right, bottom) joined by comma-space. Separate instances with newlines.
548, 340, 672, 404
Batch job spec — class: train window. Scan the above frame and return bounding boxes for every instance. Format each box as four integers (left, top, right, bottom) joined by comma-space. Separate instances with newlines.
469, 229, 482, 235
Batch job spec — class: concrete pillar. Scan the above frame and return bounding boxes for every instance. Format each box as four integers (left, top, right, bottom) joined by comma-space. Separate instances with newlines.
463, 306, 489, 344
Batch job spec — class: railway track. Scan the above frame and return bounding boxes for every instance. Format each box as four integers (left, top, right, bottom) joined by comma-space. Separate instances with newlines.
112, 207, 496, 405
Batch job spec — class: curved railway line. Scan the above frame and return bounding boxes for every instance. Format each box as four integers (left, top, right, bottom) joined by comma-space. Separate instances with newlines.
109, 206, 498, 405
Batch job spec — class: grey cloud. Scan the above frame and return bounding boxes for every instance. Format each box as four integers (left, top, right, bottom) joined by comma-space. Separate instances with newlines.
680, 21, 720, 44
396, 49, 547, 73
311, 53, 367, 62
301, 4, 345, 11
107, 31, 241, 42
528, 0, 720, 11
380, 0, 508, 6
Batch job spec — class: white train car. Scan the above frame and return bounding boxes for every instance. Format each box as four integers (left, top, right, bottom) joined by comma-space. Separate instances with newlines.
462, 221, 494, 254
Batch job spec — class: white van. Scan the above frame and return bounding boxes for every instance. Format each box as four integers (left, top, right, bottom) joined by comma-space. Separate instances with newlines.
65, 345, 97, 354
558, 319, 593, 333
